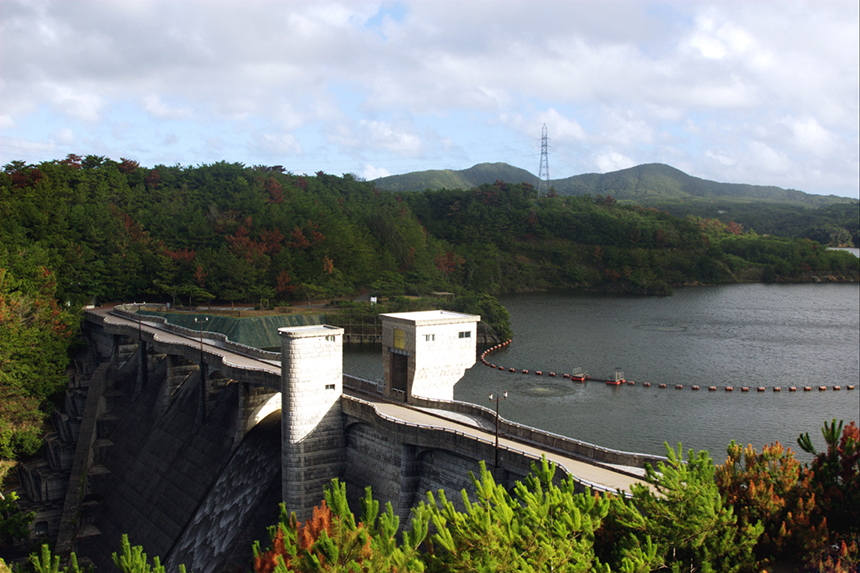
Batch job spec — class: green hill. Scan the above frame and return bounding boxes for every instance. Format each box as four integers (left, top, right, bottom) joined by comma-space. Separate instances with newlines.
373, 162, 538, 192
376, 162, 852, 206
552, 163, 853, 207
374, 162, 859, 245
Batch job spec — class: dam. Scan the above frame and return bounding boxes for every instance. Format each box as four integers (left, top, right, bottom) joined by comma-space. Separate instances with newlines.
14, 304, 663, 572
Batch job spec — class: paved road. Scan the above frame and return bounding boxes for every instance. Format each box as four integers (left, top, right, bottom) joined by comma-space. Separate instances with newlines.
89, 306, 646, 493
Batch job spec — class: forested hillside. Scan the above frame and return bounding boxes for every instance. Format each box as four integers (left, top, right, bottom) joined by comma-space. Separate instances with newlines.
4, 156, 856, 306
375, 162, 860, 247
373, 162, 538, 193
1, 155, 858, 460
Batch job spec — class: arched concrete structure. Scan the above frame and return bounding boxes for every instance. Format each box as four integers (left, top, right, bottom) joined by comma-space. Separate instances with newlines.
57, 305, 663, 572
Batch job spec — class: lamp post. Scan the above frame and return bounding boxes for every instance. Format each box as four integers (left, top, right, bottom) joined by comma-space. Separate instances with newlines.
194, 317, 208, 363
488, 390, 508, 468
135, 302, 146, 341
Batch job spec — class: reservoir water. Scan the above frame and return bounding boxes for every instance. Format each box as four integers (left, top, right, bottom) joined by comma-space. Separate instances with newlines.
344, 283, 859, 462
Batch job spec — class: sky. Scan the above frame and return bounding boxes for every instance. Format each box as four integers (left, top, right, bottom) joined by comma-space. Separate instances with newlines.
1, 1, 858, 198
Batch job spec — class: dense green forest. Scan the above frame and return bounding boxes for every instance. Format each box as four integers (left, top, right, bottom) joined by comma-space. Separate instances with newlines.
1, 155, 858, 461
3, 420, 858, 572
2, 156, 857, 307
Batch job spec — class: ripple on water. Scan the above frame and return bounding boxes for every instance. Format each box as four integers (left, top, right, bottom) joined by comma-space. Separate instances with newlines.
634, 324, 688, 333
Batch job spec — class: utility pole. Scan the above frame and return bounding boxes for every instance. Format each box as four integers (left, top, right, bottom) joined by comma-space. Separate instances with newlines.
537, 123, 550, 198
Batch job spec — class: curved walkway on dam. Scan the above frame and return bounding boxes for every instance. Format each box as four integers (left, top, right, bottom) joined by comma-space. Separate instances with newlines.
342, 388, 644, 493
86, 306, 647, 493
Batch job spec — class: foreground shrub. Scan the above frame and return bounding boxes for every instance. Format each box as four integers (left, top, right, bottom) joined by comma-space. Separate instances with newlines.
607, 443, 763, 573
798, 420, 860, 538
715, 441, 824, 564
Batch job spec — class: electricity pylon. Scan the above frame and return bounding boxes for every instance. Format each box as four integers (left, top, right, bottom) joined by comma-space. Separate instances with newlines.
537, 123, 549, 197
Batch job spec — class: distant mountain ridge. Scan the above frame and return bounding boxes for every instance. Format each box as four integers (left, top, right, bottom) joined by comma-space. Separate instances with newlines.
373, 162, 539, 193
374, 162, 856, 207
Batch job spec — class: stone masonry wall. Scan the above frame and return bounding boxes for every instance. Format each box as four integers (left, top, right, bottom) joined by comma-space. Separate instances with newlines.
280, 326, 346, 521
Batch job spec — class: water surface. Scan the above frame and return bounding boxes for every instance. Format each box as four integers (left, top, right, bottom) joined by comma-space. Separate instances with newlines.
344, 283, 859, 461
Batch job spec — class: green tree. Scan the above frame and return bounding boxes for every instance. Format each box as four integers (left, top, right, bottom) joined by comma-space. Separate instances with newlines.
421, 458, 623, 572
607, 443, 763, 573
0, 491, 34, 547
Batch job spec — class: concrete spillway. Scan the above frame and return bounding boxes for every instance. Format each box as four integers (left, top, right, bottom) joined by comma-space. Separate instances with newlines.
166, 412, 282, 573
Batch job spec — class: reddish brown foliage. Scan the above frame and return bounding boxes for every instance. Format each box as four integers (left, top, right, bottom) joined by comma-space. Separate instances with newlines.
259, 229, 285, 255
726, 221, 745, 235
6, 166, 43, 189
118, 158, 140, 174
276, 270, 295, 295
145, 169, 161, 187
253, 500, 370, 573
163, 247, 197, 263
434, 252, 464, 275
193, 264, 208, 288
289, 221, 325, 250
266, 178, 285, 204
61, 154, 82, 169
322, 256, 334, 275
716, 442, 825, 561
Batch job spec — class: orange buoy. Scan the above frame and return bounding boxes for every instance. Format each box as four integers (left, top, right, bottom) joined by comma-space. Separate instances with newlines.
627, 380, 635, 385
848, 385, 855, 390
833, 386, 841, 391
643, 382, 651, 387
819, 386, 827, 391
691, 385, 699, 390
497, 366, 505, 370
726, 386, 734, 392
708, 386, 717, 391
563, 373, 570, 378
522, 369, 529, 374
659, 383, 667, 388
773, 387, 781, 392
549, 372, 556, 377
675, 384, 683, 389
789, 387, 797, 392
509, 368, 516, 372
757, 387, 765, 392
535, 371, 542, 375
803, 386, 812, 391
741, 387, 749, 392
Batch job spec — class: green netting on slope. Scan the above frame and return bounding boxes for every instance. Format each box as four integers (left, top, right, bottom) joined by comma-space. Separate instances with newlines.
141, 312, 327, 350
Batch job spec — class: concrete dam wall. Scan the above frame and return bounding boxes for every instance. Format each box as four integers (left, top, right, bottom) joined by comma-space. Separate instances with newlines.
43, 321, 488, 573
15, 307, 655, 573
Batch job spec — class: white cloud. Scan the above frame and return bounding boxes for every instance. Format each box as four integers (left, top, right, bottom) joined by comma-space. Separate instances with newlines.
356, 120, 423, 155
705, 151, 736, 167
54, 128, 75, 145
142, 95, 193, 121
45, 83, 104, 122
362, 164, 390, 180
784, 116, 837, 156
595, 151, 636, 173
253, 133, 303, 156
